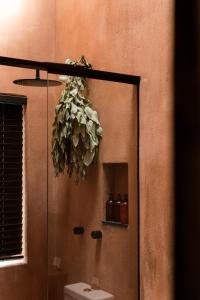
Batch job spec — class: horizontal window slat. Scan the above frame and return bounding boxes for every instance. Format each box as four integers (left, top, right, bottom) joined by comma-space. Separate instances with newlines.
0, 224, 22, 229
0, 121, 22, 125
0, 136, 22, 142
0, 216, 22, 221
0, 212, 22, 217
0, 151, 22, 158
0, 184, 22, 190
0, 250, 22, 255
0, 210, 22, 214
0, 172, 22, 177
0, 188, 22, 192
0, 202, 22, 206
0, 207, 22, 212
0, 156, 22, 160
0, 170, 22, 177
0, 162, 22, 166
0, 210, 22, 215
0, 181, 22, 185
0, 197, 22, 202
0, 236, 22, 242
0, 180, 22, 184
0, 142, 22, 147
0, 233, 22, 238
0, 156, 22, 161
0, 146, 22, 152
0, 228, 22, 234
0, 240, 22, 246
0, 248, 22, 255
0, 213, 22, 218
0, 238, 22, 243
0, 199, 22, 203
0, 135, 22, 141
0, 125, 22, 129
0, 106, 23, 114
0, 221, 22, 227
0, 244, 22, 250
0, 196, 22, 200
0, 197, 22, 201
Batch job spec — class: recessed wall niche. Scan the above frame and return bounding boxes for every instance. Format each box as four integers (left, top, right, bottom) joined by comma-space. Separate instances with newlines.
102, 162, 128, 227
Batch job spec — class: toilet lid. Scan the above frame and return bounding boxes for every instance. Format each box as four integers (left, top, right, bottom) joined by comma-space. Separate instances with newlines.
64, 282, 114, 300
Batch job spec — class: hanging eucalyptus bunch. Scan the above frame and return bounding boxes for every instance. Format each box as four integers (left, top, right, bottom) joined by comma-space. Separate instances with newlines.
51, 56, 103, 181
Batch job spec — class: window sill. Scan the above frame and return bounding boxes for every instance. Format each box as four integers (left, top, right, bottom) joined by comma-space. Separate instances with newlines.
0, 257, 27, 269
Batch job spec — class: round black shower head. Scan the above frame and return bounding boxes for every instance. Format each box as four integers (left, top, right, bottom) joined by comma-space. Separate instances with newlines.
13, 69, 62, 87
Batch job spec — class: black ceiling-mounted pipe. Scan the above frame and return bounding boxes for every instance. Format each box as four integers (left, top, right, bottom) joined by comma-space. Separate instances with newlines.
0, 56, 140, 85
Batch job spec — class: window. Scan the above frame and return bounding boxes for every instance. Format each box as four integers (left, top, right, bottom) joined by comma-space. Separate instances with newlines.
0, 93, 27, 262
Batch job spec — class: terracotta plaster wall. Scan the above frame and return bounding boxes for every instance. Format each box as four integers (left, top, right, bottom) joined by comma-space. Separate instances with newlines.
48, 81, 138, 300
0, 1, 56, 299
49, 0, 174, 300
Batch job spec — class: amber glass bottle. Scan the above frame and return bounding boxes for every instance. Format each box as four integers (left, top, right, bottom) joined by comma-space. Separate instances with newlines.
120, 194, 128, 224
106, 193, 114, 221
114, 193, 122, 222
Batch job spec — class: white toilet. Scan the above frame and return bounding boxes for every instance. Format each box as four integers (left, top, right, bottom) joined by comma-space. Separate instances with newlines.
64, 282, 114, 300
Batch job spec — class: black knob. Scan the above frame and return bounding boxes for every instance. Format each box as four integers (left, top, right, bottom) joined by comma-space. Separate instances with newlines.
73, 227, 84, 235
91, 230, 102, 239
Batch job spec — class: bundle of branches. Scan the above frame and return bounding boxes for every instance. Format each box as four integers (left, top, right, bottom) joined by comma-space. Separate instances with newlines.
52, 56, 103, 181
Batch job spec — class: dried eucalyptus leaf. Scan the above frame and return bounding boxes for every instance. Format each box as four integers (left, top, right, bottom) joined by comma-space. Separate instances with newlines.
74, 125, 81, 135
55, 104, 62, 112
89, 136, 98, 151
85, 106, 100, 124
96, 126, 103, 136
76, 111, 82, 123
83, 150, 95, 166
59, 75, 68, 82
86, 119, 94, 132
81, 126, 86, 138
57, 110, 65, 123
80, 114, 87, 125
71, 102, 78, 114
51, 56, 103, 182
72, 134, 79, 147
70, 88, 78, 97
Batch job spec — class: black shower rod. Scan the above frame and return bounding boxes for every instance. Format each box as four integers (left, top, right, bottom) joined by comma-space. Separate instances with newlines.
0, 56, 140, 85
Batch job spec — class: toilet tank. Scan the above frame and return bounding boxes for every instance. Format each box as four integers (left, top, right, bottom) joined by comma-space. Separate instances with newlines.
64, 282, 114, 300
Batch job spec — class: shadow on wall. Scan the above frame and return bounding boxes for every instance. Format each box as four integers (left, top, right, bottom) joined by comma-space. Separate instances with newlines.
175, 0, 200, 298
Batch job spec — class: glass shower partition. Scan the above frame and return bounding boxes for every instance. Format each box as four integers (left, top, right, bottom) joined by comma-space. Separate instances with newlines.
47, 72, 67, 300
47, 75, 139, 300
